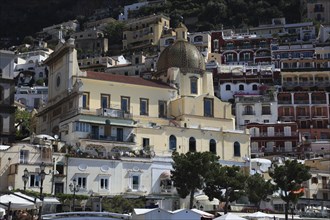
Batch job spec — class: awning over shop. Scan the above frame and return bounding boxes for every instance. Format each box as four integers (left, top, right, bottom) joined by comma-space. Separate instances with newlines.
79, 115, 135, 127
0, 193, 38, 210
160, 171, 171, 179
195, 194, 219, 205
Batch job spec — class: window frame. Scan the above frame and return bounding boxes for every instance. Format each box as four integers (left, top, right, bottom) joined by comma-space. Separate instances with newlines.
29, 174, 40, 187
140, 98, 149, 116
121, 96, 130, 113
204, 98, 214, 117
131, 174, 140, 191
100, 177, 109, 190
82, 92, 90, 109
101, 94, 110, 108
209, 139, 216, 154
190, 77, 198, 94
169, 135, 177, 151
158, 100, 167, 118
189, 137, 196, 152
77, 176, 87, 189
234, 141, 241, 157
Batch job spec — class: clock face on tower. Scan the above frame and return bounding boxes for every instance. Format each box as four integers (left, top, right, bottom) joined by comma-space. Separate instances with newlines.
56, 73, 61, 88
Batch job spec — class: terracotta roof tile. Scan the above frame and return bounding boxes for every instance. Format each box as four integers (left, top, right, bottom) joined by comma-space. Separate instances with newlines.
84, 71, 174, 89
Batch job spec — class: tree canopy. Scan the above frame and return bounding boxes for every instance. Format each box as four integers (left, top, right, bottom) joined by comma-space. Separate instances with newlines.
204, 165, 247, 214
269, 159, 311, 220
130, 0, 303, 31
15, 108, 32, 140
171, 151, 219, 209
245, 173, 275, 210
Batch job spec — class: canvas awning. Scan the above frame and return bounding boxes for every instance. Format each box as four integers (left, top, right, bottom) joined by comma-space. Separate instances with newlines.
214, 213, 247, 220
195, 194, 219, 205
160, 171, 171, 179
0, 194, 37, 210
245, 211, 274, 219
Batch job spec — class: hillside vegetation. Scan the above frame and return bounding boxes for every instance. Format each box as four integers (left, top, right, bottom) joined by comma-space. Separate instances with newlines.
0, 0, 304, 47
136, 0, 304, 31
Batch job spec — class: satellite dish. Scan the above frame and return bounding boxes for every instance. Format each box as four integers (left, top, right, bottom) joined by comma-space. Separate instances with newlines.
54, 135, 59, 140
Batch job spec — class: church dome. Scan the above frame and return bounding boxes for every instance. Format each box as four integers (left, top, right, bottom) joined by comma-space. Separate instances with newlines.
156, 40, 205, 75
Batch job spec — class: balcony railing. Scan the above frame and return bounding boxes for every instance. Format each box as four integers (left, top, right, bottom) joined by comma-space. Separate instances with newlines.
294, 100, 309, 104
242, 110, 255, 115
98, 108, 132, 119
312, 115, 328, 118
89, 134, 135, 143
251, 132, 298, 137
311, 100, 327, 104
262, 111, 271, 115
278, 100, 292, 104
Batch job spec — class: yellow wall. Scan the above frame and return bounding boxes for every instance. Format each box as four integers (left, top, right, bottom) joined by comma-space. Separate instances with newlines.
136, 126, 250, 163
78, 77, 177, 118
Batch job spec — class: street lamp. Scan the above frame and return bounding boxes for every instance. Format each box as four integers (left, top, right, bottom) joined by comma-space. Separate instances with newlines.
38, 162, 48, 220
69, 179, 80, 211
22, 168, 29, 192
39, 162, 46, 199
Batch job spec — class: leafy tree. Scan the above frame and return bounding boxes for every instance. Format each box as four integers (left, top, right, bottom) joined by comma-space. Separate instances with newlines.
22, 36, 34, 45
245, 173, 274, 210
15, 109, 32, 140
171, 151, 219, 209
269, 159, 311, 220
204, 165, 247, 214
102, 21, 125, 45
102, 195, 145, 213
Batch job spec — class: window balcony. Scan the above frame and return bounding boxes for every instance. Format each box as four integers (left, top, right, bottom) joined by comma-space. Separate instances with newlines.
279, 116, 294, 121
251, 132, 298, 137
311, 100, 327, 104
262, 110, 271, 115
312, 114, 328, 119
89, 133, 135, 143
294, 100, 309, 104
97, 108, 132, 119
278, 100, 292, 104
242, 110, 255, 115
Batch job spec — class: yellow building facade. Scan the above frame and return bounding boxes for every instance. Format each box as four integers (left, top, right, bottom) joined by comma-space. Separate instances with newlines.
37, 36, 250, 168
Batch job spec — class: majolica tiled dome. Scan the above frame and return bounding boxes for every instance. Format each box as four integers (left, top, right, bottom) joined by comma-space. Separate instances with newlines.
156, 39, 205, 75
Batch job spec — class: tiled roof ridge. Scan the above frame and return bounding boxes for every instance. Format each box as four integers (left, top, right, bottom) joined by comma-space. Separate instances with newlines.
85, 71, 173, 89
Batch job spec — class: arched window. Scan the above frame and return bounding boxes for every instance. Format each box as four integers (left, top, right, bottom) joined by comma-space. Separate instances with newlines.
209, 139, 216, 154
234, 141, 241, 157
169, 135, 177, 151
239, 84, 244, 90
225, 84, 231, 91
252, 84, 258, 90
189, 137, 196, 152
